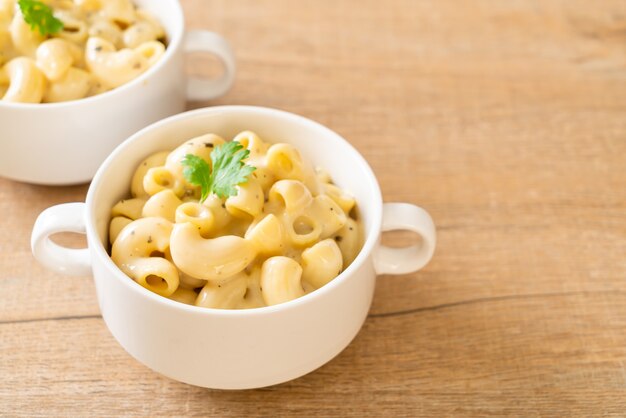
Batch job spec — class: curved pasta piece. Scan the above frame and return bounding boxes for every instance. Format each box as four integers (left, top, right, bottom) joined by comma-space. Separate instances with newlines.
249, 167, 275, 195
260, 256, 304, 306
239, 267, 265, 309
123, 21, 160, 48
177, 271, 206, 290
226, 178, 264, 219
101, 0, 136, 25
161, 248, 207, 289
266, 143, 320, 195
43, 67, 93, 102
195, 273, 247, 309
234, 131, 276, 193
130, 151, 168, 198
165, 133, 225, 180
301, 239, 343, 289
233, 130, 270, 160
86, 78, 109, 96
108, 216, 132, 245
245, 214, 285, 255
315, 167, 332, 184
88, 18, 123, 48
310, 194, 347, 238
85, 37, 148, 88
134, 40, 165, 68
111, 217, 179, 297
268, 179, 312, 215
0, 27, 13, 67
2, 57, 45, 103
135, 9, 165, 39
54, 10, 88, 43
168, 287, 198, 305
0, 0, 15, 20
143, 166, 185, 197
175, 202, 215, 236
170, 222, 256, 281
47, 1, 74, 12
323, 183, 356, 215
266, 143, 304, 179
0, 66, 7, 97
283, 213, 322, 247
266, 182, 344, 247
111, 197, 146, 220
142, 189, 183, 222
75, 0, 102, 13
202, 194, 232, 232
227, 217, 256, 238
333, 218, 361, 267
10, 12, 44, 57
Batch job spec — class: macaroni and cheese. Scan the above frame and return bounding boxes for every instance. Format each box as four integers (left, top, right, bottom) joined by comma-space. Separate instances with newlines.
109, 131, 362, 309
0, 0, 166, 103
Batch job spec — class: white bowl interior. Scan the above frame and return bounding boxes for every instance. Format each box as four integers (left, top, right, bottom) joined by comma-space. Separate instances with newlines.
88, 106, 382, 307
0, 0, 184, 111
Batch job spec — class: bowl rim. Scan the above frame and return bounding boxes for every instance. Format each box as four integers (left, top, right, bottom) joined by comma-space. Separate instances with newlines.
86, 105, 384, 317
0, 0, 184, 109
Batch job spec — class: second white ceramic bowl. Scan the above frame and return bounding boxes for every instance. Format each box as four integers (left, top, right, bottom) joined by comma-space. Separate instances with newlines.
31, 106, 436, 389
0, 0, 235, 185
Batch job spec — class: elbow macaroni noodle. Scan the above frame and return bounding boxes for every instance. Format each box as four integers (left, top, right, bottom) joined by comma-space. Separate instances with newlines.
109, 132, 363, 309
0, 0, 166, 103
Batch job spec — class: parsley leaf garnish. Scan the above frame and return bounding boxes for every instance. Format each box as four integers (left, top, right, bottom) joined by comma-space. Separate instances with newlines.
18, 0, 64, 36
181, 154, 212, 202
209, 141, 257, 198
181, 141, 256, 201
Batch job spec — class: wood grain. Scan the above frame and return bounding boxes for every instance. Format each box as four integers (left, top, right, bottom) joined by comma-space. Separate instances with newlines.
1, 0, 626, 416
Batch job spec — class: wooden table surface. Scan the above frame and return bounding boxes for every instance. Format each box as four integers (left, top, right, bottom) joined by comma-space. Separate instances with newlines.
2, 0, 626, 416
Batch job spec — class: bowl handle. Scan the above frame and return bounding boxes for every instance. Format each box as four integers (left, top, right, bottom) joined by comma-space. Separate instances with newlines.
374, 203, 436, 275
185, 30, 236, 101
31, 203, 91, 276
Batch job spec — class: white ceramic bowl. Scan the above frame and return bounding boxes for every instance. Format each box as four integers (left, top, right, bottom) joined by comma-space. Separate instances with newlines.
0, 0, 235, 185
31, 106, 436, 389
